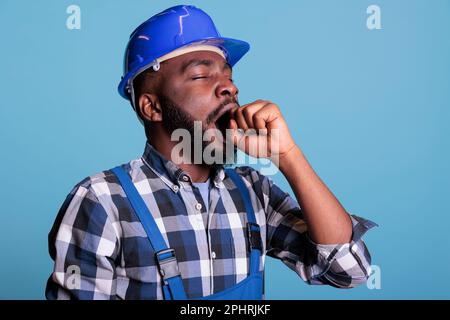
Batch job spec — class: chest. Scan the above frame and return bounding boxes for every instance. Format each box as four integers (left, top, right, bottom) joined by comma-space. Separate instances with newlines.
114, 183, 267, 278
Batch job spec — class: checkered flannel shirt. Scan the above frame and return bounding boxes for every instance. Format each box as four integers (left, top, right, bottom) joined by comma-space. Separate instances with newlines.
46, 142, 377, 299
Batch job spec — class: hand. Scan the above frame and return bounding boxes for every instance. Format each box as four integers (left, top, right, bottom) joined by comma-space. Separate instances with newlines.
228, 99, 297, 164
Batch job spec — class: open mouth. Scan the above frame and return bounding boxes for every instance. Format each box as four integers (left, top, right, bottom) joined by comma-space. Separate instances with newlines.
215, 111, 231, 136
213, 102, 236, 134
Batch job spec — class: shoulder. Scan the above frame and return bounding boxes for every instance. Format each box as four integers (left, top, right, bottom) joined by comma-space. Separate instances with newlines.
69, 158, 143, 200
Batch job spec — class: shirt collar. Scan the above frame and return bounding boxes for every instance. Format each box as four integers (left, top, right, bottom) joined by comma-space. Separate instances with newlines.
141, 141, 226, 189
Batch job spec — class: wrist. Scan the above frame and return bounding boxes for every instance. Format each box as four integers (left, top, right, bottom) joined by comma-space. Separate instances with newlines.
276, 144, 302, 171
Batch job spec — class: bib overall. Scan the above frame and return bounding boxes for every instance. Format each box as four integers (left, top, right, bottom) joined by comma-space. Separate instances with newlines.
111, 166, 263, 300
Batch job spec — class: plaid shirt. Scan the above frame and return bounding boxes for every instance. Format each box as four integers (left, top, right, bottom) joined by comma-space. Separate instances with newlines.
46, 142, 377, 300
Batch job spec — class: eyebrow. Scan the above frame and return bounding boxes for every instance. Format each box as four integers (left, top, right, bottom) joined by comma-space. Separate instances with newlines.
180, 58, 232, 74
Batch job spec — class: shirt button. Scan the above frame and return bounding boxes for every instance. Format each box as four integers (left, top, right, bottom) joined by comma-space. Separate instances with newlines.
182, 175, 189, 182
172, 185, 179, 192
195, 203, 202, 211
211, 251, 216, 259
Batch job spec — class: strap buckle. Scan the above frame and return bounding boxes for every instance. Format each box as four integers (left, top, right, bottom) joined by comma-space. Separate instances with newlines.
247, 222, 262, 251
155, 248, 181, 282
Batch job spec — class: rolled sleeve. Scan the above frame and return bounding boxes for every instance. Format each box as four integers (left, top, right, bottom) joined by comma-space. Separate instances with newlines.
256, 167, 377, 288
307, 215, 378, 288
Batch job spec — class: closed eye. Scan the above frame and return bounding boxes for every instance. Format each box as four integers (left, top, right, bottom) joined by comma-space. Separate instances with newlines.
190, 75, 233, 82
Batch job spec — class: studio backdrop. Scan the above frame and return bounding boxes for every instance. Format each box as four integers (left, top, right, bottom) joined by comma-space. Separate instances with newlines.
0, 0, 449, 299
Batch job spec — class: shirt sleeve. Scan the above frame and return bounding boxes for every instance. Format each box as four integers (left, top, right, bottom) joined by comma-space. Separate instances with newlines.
253, 168, 378, 288
45, 181, 120, 299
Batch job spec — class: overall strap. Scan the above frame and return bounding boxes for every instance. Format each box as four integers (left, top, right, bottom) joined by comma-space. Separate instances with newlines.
225, 168, 262, 275
111, 166, 187, 300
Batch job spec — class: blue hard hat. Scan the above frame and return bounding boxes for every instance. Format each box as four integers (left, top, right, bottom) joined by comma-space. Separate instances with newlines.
118, 4, 250, 100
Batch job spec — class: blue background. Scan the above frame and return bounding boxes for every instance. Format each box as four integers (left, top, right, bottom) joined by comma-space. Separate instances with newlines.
1, 0, 449, 299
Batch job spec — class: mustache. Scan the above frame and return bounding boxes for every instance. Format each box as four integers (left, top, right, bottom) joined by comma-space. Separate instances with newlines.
206, 97, 239, 124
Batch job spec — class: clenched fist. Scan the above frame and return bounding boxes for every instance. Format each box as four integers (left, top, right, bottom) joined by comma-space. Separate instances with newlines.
227, 100, 297, 164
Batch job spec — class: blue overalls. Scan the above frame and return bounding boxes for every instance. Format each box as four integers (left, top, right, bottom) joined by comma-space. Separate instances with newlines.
111, 166, 264, 300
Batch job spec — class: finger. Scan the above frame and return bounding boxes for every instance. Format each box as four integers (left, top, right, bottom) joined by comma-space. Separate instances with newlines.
235, 100, 268, 129
227, 118, 243, 146
233, 106, 249, 130
241, 103, 263, 129
253, 112, 267, 133
254, 103, 280, 125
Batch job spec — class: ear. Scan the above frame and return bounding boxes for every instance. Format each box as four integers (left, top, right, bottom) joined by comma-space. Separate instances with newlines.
138, 93, 162, 122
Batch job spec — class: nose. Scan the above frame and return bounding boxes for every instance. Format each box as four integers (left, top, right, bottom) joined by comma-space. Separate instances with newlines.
215, 77, 239, 98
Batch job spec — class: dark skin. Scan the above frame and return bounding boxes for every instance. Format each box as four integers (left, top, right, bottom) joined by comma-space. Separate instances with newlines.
137, 50, 353, 245
137, 50, 238, 182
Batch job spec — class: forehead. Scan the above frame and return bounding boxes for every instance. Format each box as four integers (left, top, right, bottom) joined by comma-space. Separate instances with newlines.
163, 50, 231, 74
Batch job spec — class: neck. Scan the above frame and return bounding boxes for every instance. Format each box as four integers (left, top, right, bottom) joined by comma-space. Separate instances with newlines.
147, 130, 212, 183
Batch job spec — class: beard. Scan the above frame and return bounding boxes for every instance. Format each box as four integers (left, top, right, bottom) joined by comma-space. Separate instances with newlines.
157, 94, 238, 170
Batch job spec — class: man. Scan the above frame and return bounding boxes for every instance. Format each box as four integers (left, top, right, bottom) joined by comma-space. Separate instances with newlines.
46, 5, 377, 300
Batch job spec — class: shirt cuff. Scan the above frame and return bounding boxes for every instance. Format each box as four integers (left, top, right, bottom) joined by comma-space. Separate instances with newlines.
305, 214, 378, 280
307, 214, 377, 247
